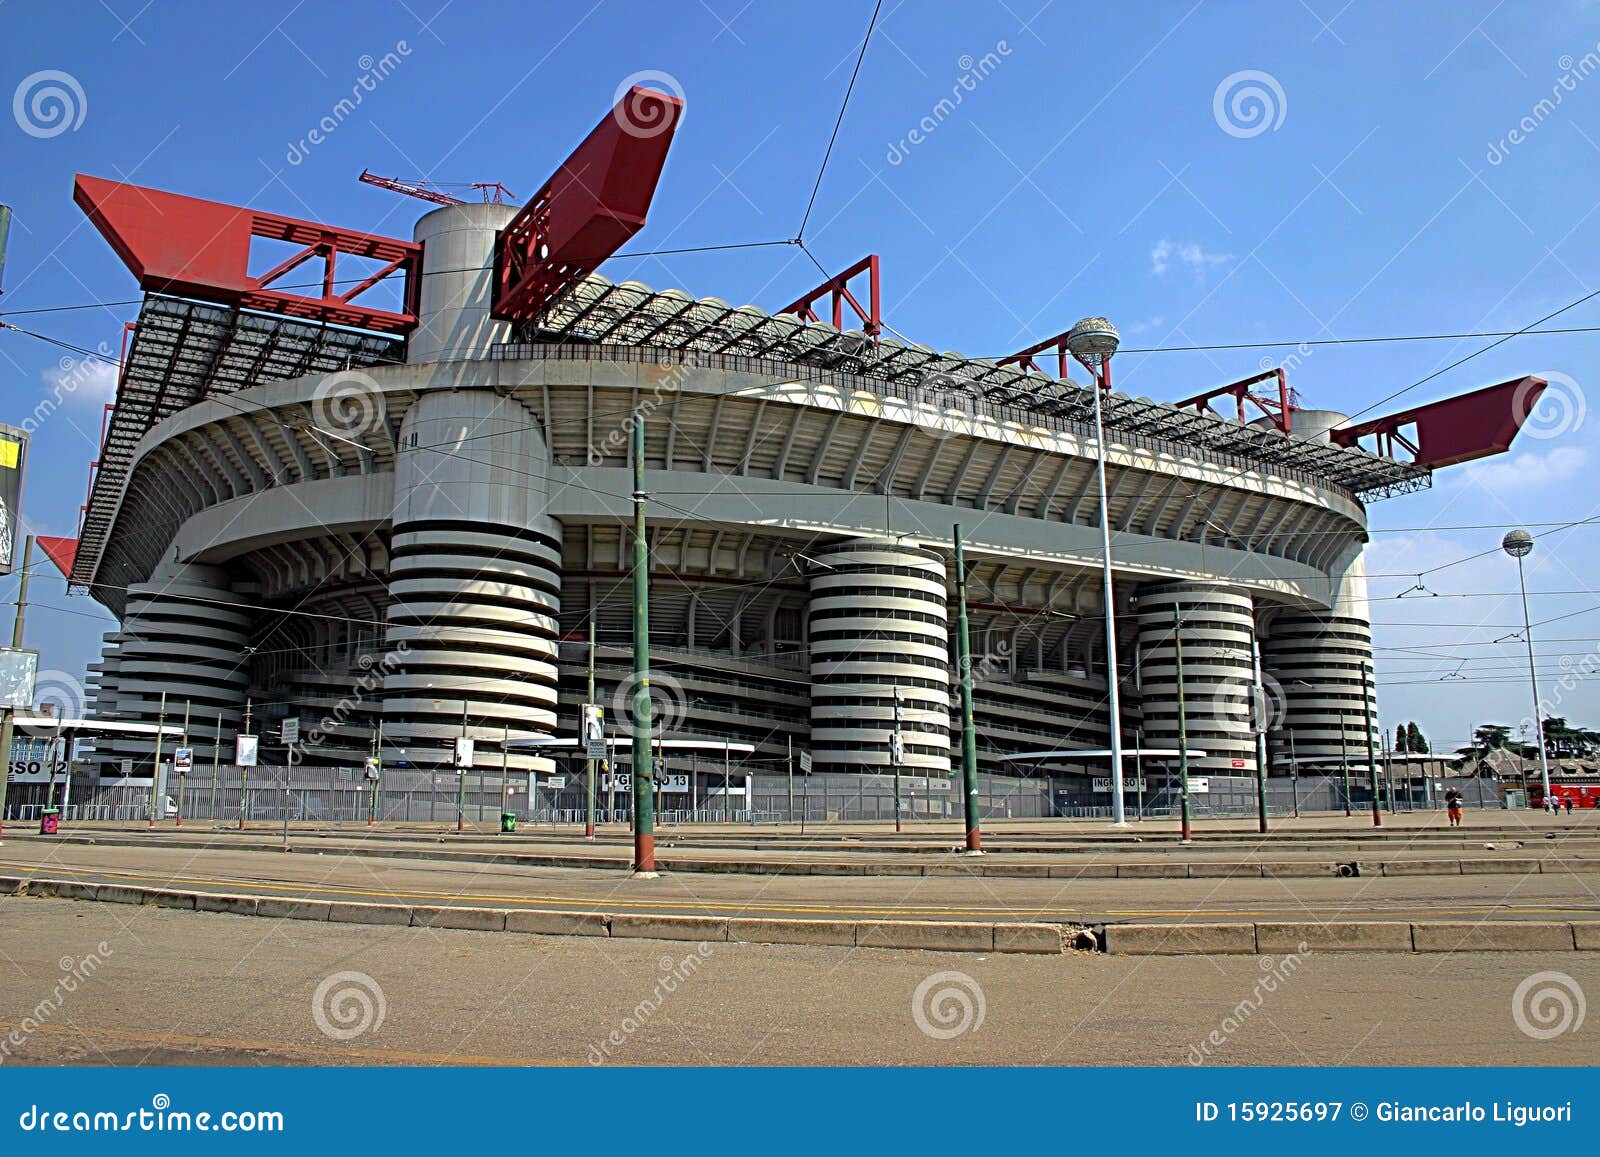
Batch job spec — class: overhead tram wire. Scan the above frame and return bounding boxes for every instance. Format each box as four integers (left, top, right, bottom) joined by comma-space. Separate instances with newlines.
796, 0, 883, 242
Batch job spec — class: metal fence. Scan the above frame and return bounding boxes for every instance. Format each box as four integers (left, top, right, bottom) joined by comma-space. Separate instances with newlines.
25, 767, 1506, 827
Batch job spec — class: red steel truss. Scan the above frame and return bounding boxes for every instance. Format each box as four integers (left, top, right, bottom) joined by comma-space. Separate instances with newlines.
492, 86, 683, 321
73, 175, 422, 333
1330, 376, 1548, 468
1173, 368, 1294, 434
778, 254, 882, 337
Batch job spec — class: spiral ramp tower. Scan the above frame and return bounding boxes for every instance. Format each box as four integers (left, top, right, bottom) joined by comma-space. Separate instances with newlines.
807, 539, 952, 776
1134, 582, 1260, 775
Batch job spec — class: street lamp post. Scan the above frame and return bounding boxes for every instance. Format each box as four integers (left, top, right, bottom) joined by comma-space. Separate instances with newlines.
1502, 529, 1552, 806
1064, 317, 1126, 826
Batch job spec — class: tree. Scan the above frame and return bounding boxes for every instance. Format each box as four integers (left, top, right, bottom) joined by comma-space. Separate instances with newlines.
1474, 724, 1512, 752
1394, 724, 1408, 754
1406, 721, 1429, 754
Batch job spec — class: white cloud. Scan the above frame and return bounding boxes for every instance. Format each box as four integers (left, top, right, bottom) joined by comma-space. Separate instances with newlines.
40, 356, 118, 406
1457, 445, 1589, 492
1150, 238, 1234, 278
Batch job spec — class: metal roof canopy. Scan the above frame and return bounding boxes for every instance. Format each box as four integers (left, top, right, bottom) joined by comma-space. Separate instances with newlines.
71, 293, 405, 589
501, 275, 1433, 501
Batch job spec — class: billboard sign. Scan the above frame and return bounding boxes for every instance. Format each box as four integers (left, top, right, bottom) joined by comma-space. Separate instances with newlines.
0, 646, 38, 710
235, 735, 259, 767
0, 424, 26, 578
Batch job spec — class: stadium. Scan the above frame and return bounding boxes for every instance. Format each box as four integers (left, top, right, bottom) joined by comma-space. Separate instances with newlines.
40, 87, 1549, 821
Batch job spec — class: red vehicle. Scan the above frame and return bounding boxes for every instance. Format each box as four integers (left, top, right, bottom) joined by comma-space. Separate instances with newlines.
1527, 777, 1600, 809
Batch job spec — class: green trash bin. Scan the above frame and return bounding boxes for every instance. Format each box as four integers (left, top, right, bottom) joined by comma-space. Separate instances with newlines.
500, 811, 517, 834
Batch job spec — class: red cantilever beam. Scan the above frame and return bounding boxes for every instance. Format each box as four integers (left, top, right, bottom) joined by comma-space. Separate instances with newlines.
1172, 368, 1294, 434
1330, 376, 1547, 468
778, 254, 881, 337
999, 326, 1115, 388
73, 174, 422, 333
492, 86, 683, 320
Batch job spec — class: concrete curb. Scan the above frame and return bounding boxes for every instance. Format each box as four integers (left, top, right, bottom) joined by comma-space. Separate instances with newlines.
10, 875, 1597, 955
6, 875, 1083, 955
20, 833, 1597, 880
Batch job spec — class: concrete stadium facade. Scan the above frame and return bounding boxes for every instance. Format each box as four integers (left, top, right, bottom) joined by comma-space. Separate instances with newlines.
78, 202, 1394, 795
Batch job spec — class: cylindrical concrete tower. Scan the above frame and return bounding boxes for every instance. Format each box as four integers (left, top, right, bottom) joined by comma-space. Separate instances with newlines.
99, 563, 251, 769
408, 202, 518, 366
1135, 581, 1259, 774
383, 390, 563, 772
1260, 557, 1377, 767
807, 539, 951, 775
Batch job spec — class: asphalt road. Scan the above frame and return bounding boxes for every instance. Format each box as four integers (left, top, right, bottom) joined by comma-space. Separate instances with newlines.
2, 838, 1597, 924
1, 899, 1594, 1066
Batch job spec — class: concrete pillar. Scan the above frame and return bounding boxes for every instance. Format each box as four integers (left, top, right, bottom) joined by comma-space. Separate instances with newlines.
383, 390, 562, 775
806, 538, 951, 777
1134, 580, 1259, 774
407, 202, 518, 366
1260, 557, 1377, 766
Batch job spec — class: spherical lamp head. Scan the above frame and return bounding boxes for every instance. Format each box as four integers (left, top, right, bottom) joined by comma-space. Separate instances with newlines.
1064, 316, 1120, 368
1502, 529, 1534, 559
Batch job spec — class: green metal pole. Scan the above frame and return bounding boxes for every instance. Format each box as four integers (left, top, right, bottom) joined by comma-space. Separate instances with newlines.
953, 524, 982, 852
586, 619, 597, 839
209, 709, 221, 823
630, 414, 656, 873
1175, 605, 1191, 842
0, 534, 34, 840
1362, 664, 1381, 827
1339, 705, 1351, 817
786, 734, 794, 826
1251, 638, 1268, 834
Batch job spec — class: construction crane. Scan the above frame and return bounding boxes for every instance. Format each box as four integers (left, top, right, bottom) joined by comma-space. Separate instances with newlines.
358, 170, 515, 206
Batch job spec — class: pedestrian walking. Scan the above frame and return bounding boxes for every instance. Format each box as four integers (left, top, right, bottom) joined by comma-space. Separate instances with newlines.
1444, 786, 1463, 828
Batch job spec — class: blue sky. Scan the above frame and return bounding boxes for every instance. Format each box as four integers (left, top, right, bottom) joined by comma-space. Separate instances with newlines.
3, 0, 1599, 753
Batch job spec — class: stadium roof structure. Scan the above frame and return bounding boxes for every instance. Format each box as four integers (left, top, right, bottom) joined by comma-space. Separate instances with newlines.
499, 273, 1436, 500
70, 294, 405, 587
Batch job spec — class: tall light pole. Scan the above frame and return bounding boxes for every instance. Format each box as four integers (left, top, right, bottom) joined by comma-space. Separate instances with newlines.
1502, 529, 1552, 805
1065, 317, 1126, 825
1173, 605, 1192, 843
